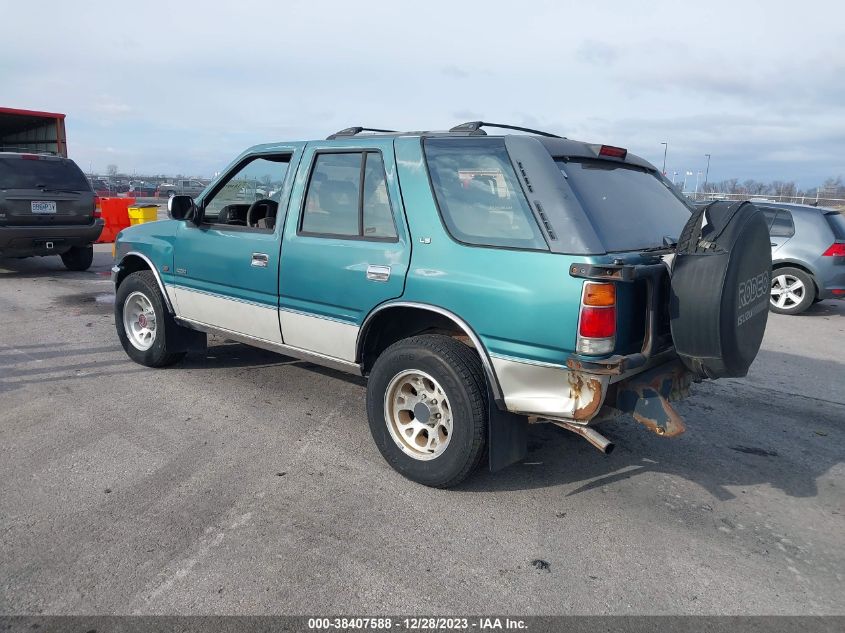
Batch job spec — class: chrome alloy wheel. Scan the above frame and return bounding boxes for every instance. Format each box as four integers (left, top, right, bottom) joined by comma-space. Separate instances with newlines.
770, 274, 805, 310
123, 291, 157, 351
384, 370, 453, 461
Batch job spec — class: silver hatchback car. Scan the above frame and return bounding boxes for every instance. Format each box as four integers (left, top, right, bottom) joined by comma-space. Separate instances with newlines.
752, 202, 845, 314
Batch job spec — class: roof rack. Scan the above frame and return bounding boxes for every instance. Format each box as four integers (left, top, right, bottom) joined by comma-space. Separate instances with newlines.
326, 126, 398, 140
449, 121, 563, 138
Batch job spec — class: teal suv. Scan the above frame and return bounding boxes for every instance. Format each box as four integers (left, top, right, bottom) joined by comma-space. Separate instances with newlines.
112, 122, 772, 487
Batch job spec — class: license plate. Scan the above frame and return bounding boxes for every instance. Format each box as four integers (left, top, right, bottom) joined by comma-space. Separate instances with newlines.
31, 201, 57, 214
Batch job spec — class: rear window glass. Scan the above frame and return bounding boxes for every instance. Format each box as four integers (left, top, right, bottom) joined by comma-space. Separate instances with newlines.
424, 138, 547, 250
555, 159, 690, 252
825, 212, 845, 240
0, 157, 90, 191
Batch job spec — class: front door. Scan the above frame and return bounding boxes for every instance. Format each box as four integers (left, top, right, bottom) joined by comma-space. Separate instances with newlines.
278, 139, 410, 362
171, 149, 300, 343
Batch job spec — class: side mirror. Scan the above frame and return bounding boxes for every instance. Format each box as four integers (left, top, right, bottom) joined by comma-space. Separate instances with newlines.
168, 195, 198, 223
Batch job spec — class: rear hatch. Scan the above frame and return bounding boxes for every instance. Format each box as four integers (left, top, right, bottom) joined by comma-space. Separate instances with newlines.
0, 154, 95, 226
553, 153, 691, 356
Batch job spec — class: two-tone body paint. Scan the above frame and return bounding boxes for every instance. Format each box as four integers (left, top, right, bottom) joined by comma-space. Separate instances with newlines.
168, 143, 306, 343
390, 136, 607, 418
114, 136, 624, 422
277, 138, 411, 361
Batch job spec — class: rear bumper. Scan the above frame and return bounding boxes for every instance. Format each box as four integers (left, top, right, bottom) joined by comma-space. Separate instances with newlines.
816, 256, 845, 300
0, 220, 104, 257
492, 258, 693, 430
493, 350, 690, 429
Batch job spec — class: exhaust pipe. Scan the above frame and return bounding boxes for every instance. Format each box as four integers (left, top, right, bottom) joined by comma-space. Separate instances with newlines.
552, 421, 615, 454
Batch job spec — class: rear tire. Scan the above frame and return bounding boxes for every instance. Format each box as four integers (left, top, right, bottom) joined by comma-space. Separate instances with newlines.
770, 267, 814, 315
366, 335, 488, 488
61, 245, 94, 271
115, 271, 186, 367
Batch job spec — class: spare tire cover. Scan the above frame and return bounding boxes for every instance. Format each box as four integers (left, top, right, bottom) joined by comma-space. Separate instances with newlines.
670, 201, 771, 379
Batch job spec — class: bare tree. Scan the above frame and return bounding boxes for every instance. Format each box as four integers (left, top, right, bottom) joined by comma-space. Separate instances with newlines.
106, 164, 118, 177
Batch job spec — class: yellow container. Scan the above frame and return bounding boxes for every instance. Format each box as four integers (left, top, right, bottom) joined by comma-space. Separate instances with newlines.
127, 205, 158, 223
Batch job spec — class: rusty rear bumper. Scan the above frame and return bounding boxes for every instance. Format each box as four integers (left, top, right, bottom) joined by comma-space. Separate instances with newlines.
606, 359, 692, 437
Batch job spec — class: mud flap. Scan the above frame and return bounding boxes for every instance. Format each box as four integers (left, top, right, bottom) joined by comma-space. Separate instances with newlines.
487, 386, 528, 472
615, 360, 692, 437
167, 325, 207, 354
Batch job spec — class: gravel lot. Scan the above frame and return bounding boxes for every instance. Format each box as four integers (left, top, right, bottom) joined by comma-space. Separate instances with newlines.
1, 245, 843, 615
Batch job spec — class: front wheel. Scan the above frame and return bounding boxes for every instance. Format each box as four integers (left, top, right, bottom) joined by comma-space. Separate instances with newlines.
770, 267, 815, 315
61, 245, 94, 271
366, 334, 488, 488
115, 270, 186, 367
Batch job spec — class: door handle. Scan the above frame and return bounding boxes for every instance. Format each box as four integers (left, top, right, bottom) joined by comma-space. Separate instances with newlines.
366, 264, 391, 282
251, 252, 269, 268
771, 243, 777, 247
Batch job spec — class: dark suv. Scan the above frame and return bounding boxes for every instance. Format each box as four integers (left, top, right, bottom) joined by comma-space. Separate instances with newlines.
0, 152, 103, 270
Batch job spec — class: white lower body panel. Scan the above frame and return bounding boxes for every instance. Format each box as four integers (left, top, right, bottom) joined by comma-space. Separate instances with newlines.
278, 309, 359, 362
170, 286, 282, 344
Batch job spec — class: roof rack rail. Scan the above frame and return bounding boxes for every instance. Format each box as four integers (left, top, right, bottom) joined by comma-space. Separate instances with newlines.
326, 126, 398, 140
449, 121, 563, 138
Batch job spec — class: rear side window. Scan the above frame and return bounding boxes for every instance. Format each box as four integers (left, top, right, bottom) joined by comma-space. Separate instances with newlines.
424, 138, 547, 250
825, 212, 845, 240
555, 159, 690, 252
0, 157, 90, 191
761, 209, 777, 229
763, 209, 795, 238
300, 151, 397, 240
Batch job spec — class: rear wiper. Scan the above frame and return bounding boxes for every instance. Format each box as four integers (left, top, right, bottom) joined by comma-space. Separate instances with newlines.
40, 188, 80, 193
639, 236, 678, 254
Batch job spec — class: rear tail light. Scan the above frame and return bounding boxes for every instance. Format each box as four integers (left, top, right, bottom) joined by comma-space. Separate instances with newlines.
577, 282, 616, 355
584, 282, 616, 306
93, 196, 102, 218
822, 243, 845, 257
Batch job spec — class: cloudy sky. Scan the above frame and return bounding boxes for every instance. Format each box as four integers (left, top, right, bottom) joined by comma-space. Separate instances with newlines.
2, 0, 843, 187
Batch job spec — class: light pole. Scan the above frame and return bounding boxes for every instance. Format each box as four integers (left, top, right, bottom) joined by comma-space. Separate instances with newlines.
672, 170, 678, 185
660, 142, 668, 175
694, 171, 703, 200
682, 171, 692, 194
704, 154, 711, 190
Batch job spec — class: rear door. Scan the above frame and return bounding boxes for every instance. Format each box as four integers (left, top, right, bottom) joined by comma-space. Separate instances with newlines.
0, 154, 94, 226
277, 139, 410, 362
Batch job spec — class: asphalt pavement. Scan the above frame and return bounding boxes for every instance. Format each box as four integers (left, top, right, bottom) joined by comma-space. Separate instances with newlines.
0, 245, 843, 615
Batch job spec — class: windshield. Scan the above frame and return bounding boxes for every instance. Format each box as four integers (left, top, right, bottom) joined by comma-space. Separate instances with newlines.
556, 158, 691, 252
0, 157, 91, 191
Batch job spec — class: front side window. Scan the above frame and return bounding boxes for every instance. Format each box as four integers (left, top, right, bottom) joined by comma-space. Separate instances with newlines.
300, 151, 397, 240
204, 155, 290, 227
424, 138, 547, 250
